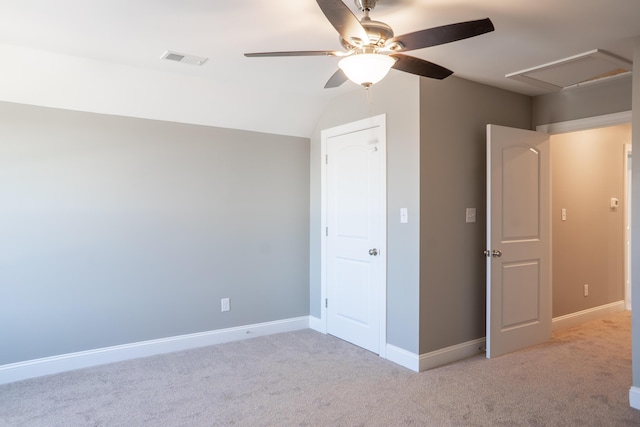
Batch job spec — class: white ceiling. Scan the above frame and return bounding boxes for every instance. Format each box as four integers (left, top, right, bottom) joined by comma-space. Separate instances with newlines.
0, 0, 638, 137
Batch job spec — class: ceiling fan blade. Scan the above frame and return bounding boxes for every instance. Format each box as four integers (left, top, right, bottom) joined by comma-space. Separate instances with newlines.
387, 18, 494, 52
324, 69, 349, 88
316, 0, 370, 46
391, 54, 453, 80
244, 50, 342, 57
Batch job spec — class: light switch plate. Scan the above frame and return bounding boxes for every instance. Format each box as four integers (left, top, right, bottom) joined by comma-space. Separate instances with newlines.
400, 208, 408, 224
610, 198, 619, 209
466, 208, 476, 223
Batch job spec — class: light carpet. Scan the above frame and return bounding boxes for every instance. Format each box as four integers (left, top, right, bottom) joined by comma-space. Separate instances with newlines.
1, 311, 639, 426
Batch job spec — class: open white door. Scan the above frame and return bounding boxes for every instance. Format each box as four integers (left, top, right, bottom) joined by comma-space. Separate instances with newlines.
486, 124, 551, 358
321, 115, 386, 355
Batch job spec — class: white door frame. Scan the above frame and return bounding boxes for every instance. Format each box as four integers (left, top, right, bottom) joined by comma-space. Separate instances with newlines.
319, 114, 387, 358
537, 110, 632, 310
625, 143, 632, 310
536, 111, 631, 135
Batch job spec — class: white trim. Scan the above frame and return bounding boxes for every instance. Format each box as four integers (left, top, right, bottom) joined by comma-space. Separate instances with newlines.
536, 111, 632, 134
320, 132, 328, 332
308, 315, 325, 333
419, 338, 486, 372
485, 125, 493, 357
630, 386, 640, 410
386, 344, 419, 372
377, 116, 388, 358
551, 301, 625, 331
0, 316, 309, 385
625, 144, 633, 311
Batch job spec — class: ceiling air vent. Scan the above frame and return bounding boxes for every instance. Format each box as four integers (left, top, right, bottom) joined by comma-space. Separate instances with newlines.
161, 50, 208, 66
506, 49, 632, 91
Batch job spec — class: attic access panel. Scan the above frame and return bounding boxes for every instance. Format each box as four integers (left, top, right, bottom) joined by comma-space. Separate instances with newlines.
506, 49, 632, 91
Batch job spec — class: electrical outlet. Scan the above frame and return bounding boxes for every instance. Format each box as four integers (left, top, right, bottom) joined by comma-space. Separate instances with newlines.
584, 284, 589, 297
221, 298, 230, 312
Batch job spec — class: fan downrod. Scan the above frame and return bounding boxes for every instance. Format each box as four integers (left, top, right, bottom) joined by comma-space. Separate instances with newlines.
355, 0, 378, 12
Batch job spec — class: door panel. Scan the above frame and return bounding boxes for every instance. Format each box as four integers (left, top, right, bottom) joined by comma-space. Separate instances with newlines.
502, 146, 540, 240
502, 260, 540, 329
335, 258, 370, 325
486, 124, 551, 358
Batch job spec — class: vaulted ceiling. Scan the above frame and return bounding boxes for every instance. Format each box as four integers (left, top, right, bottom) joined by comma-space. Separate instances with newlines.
1, 0, 638, 137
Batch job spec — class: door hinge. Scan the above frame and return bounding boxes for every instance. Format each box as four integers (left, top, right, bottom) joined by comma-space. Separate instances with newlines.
325, 298, 328, 308
325, 227, 328, 236
325, 154, 328, 164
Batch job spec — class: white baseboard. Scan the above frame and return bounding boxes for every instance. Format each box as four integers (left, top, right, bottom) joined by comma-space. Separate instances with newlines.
419, 338, 486, 372
308, 315, 325, 333
385, 338, 486, 373
630, 386, 640, 410
385, 344, 420, 372
552, 301, 626, 331
0, 316, 309, 385
393, 302, 625, 373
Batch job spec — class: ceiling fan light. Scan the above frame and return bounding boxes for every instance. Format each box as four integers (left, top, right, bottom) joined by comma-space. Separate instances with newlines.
339, 54, 395, 87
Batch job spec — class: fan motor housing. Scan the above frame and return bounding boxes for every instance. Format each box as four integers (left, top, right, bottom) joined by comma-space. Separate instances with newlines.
341, 17, 394, 48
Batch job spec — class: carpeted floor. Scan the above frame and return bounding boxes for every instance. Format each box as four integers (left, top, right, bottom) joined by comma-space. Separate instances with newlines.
1, 311, 639, 426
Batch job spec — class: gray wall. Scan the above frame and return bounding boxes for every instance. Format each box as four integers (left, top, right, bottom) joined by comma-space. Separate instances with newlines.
532, 75, 632, 128
0, 101, 310, 365
551, 125, 630, 317
418, 76, 532, 354
310, 73, 421, 353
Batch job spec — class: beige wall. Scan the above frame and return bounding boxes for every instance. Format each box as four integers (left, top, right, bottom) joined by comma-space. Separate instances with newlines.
551, 124, 630, 317
419, 76, 532, 353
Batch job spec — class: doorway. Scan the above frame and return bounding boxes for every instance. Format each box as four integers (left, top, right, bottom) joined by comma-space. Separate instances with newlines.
320, 114, 387, 356
539, 112, 632, 324
486, 112, 632, 358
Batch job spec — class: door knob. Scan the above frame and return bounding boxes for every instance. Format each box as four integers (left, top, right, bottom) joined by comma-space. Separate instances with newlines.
369, 248, 378, 256
484, 249, 502, 257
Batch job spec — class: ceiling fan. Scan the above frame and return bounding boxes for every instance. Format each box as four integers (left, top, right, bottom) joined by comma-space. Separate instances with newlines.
245, 0, 495, 88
